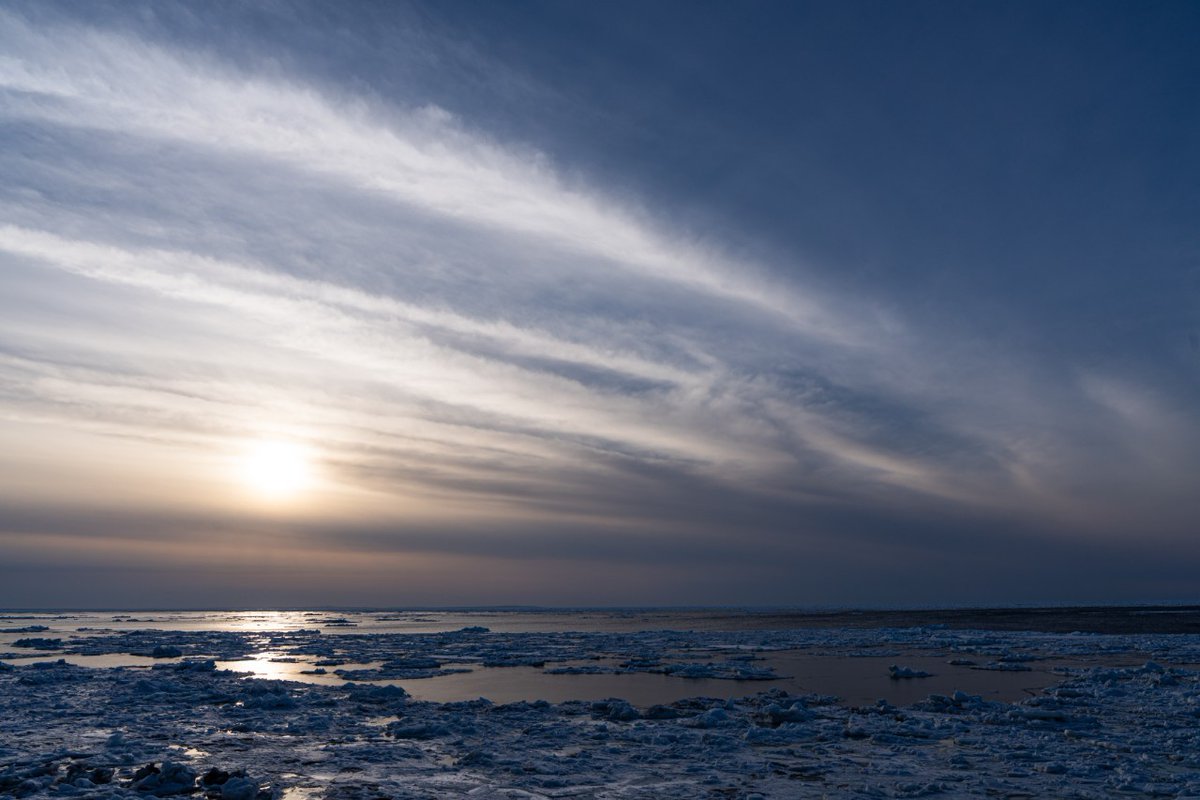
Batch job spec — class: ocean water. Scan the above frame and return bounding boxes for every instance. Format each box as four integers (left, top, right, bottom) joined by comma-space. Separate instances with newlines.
5, 609, 1200, 798
0, 608, 1152, 706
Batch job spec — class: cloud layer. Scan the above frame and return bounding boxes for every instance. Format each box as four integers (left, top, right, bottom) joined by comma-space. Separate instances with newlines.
1, 5, 1197, 607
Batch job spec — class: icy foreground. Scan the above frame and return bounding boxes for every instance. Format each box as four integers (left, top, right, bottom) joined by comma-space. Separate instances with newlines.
2, 625, 1200, 799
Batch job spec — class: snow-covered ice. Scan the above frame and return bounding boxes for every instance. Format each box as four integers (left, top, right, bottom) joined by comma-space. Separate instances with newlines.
2, 613, 1199, 798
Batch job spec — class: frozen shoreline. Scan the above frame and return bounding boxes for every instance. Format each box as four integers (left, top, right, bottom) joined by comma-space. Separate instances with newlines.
2, 619, 1200, 798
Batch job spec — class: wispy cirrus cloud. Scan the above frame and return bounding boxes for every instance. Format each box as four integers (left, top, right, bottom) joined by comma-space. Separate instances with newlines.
1, 6, 1197, 606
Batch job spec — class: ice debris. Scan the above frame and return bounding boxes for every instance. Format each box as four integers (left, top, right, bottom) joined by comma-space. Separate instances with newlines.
888, 664, 933, 679
3, 623, 1200, 798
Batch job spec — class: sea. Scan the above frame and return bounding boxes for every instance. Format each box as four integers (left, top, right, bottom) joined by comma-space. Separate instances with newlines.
2, 606, 1177, 708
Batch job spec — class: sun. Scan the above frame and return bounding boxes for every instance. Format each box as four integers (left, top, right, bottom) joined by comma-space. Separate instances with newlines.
238, 440, 315, 500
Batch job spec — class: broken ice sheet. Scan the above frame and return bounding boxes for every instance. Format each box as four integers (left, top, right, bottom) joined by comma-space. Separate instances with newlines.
2, 620, 1200, 798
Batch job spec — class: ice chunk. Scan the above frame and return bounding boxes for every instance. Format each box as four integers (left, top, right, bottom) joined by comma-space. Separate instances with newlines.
590, 699, 639, 721
133, 760, 197, 795
218, 775, 259, 800
11, 638, 63, 649
889, 665, 933, 679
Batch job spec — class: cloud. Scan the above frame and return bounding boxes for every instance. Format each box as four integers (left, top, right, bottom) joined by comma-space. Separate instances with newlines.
0, 6, 1197, 605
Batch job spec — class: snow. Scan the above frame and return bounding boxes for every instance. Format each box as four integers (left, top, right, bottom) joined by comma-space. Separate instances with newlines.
1, 616, 1200, 798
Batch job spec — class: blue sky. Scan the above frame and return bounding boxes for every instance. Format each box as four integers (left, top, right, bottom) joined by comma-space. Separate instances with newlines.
0, 1, 1197, 608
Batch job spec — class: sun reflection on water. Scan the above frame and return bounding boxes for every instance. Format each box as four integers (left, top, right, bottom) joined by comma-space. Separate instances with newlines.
217, 651, 300, 681
223, 611, 311, 633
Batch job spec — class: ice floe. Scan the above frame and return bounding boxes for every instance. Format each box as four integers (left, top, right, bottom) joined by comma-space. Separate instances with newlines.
2, 619, 1200, 798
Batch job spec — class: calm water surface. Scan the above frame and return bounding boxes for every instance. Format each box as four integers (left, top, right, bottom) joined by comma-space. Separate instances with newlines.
0, 609, 1153, 707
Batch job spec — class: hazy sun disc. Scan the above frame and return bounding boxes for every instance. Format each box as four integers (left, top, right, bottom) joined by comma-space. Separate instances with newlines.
239, 440, 314, 499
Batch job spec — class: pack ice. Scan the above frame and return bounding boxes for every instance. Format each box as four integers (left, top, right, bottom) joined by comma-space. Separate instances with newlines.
2, 623, 1199, 798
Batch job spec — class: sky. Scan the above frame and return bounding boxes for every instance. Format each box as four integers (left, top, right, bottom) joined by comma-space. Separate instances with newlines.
1, 1, 1198, 609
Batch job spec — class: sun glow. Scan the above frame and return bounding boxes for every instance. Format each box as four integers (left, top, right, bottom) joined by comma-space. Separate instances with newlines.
238, 440, 315, 500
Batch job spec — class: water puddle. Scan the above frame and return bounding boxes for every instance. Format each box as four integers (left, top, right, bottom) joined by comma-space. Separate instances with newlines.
388, 651, 1072, 707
